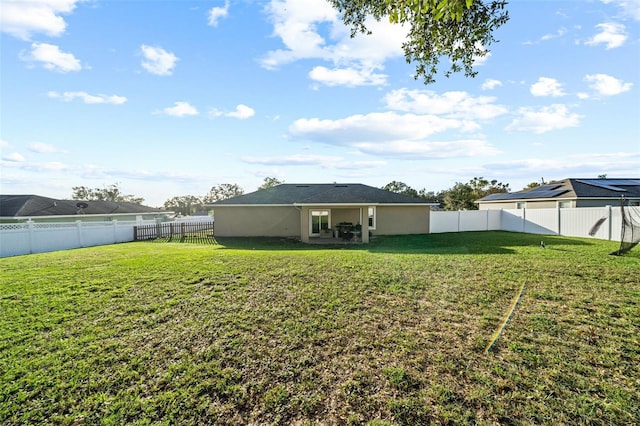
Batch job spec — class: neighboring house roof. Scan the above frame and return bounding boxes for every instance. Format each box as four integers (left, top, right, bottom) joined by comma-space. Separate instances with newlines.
0, 194, 166, 217
210, 183, 434, 206
477, 178, 640, 203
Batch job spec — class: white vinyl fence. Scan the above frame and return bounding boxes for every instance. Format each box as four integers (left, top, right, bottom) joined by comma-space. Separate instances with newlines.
430, 206, 633, 241
0, 220, 151, 258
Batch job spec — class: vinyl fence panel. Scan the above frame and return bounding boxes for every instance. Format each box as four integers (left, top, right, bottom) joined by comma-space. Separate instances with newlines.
0, 220, 152, 257
499, 210, 526, 233
560, 207, 611, 240
430, 211, 461, 233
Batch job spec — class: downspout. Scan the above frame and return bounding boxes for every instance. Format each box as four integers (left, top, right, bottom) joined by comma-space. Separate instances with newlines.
294, 205, 307, 243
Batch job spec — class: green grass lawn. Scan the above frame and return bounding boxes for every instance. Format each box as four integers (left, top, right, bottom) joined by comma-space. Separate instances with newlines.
1, 232, 639, 425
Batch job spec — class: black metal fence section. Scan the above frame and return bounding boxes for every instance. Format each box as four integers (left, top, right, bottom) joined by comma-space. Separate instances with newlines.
134, 220, 215, 242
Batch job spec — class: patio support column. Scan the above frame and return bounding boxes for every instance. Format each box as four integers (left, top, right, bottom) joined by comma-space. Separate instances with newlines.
361, 207, 369, 243
300, 206, 310, 243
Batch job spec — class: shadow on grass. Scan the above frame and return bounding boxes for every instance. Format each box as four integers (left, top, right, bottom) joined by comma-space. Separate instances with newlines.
214, 231, 599, 255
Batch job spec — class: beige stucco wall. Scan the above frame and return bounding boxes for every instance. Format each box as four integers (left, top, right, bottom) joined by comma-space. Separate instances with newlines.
330, 208, 361, 226
575, 200, 620, 208
479, 200, 562, 209
479, 199, 628, 209
213, 206, 300, 237
373, 205, 430, 235
478, 202, 516, 210
215, 204, 429, 240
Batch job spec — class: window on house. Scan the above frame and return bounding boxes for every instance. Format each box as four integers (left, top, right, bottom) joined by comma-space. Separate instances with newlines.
558, 201, 571, 208
368, 207, 376, 230
516, 202, 525, 209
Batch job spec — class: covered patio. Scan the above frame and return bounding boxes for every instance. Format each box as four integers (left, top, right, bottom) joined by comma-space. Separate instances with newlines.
299, 205, 370, 244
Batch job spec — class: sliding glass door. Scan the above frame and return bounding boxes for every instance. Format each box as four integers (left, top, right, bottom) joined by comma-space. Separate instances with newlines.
310, 210, 330, 236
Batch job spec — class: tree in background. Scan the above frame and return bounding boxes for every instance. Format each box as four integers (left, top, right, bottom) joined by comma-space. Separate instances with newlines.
382, 181, 419, 198
163, 195, 204, 216
417, 188, 440, 203
440, 177, 509, 210
71, 183, 144, 204
258, 177, 284, 190
524, 178, 546, 189
204, 183, 244, 203
328, 0, 509, 84
382, 181, 442, 203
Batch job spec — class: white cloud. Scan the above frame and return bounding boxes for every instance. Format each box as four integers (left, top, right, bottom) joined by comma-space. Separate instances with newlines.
530, 77, 566, 97
227, 104, 255, 119
158, 101, 199, 117
472, 48, 491, 67
309, 65, 387, 87
600, 0, 640, 21
243, 154, 386, 169
0, 140, 9, 148
209, 104, 255, 119
48, 91, 127, 104
244, 154, 343, 166
481, 79, 503, 90
288, 111, 502, 159
353, 139, 502, 159
383, 89, 508, 120
21, 42, 82, 72
584, 73, 633, 96
261, 0, 406, 86
291, 112, 479, 143
585, 22, 627, 49
28, 142, 61, 153
208, 1, 229, 26
140, 45, 178, 76
542, 27, 568, 41
484, 152, 640, 178
2, 152, 26, 162
523, 27, 568, 45
0, 0, 83, 40
506, 104, 583, 134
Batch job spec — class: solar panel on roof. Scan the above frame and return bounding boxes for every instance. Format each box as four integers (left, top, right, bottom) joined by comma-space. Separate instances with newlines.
576, 179, 630, 191
482, 189, 569, 201
619, 179, 640, 185
530, 184, 562, 192
520, 189, 569, 199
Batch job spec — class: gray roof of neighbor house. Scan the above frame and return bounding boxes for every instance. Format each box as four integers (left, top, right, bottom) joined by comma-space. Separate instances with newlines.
0, 194, 166, 217
210, 183, 433, 205
477, 178, 640, 203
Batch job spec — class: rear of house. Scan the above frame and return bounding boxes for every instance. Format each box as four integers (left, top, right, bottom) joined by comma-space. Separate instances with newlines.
209, 183, 433, 243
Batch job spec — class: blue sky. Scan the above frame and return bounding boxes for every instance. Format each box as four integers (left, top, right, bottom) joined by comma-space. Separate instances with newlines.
1, 0, 639, 207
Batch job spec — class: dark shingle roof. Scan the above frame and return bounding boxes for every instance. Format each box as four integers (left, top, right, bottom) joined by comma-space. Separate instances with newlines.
478, 178, 640, 202
0, 194, 165, 217
211, 184, 431, 205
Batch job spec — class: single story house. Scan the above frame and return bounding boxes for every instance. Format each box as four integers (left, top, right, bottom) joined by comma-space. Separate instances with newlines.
0, 194, 172, 223
209, 183, 435, 243
476, 178, 640, 210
